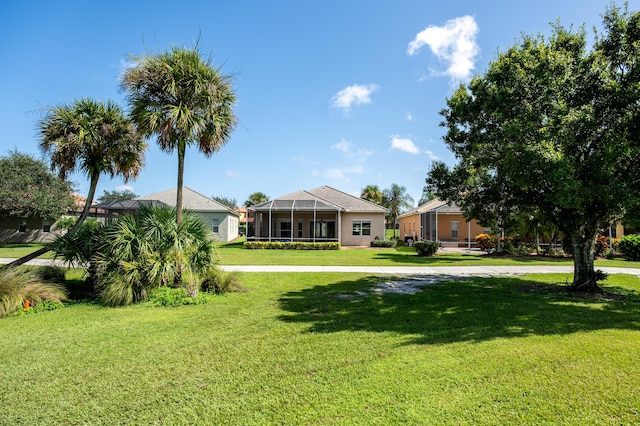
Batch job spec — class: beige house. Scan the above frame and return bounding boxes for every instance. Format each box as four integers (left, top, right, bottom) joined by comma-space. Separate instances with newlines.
246, 186, 388, 246
135, 187, 240, 242
398, 199, 485, 247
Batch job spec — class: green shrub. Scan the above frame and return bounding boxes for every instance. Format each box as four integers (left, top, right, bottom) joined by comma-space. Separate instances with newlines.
370, 239, 397, 248
618, 234, 640, 261
148, 287, 200, 306
0, 268, 68, 318
594, 234, 609, 257
413, 241, 440, 256
33, 266, 67, 284
243, 241, 340, 250
475, 234, 497, 252
201, 268, 246, 294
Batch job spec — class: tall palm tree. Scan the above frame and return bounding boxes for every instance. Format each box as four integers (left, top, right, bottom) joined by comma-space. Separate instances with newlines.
7, 99, 145, 268
121, 45, 237, 226
360, 184, 384, 205
244, 191, 269, 207
40, 98, 146, 234
383, 183, 414, 238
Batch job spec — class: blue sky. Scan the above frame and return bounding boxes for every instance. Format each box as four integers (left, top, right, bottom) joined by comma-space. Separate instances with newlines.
1, 0, 637, 207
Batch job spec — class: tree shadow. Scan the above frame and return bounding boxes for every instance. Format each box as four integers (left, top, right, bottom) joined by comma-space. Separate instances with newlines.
374, 251, 573, 265
278, 275, 640, 346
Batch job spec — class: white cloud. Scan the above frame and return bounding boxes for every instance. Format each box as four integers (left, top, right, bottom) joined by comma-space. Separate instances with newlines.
390, 136, 421, 154
322, 165, 367, 182
226, 170, 241, 178
332, 139, 353, 153
292, 154, 316, 165
331, 84, 379, 114
425, 150, 439, 161
407, 113, 413, 122
407, 15, 479, 84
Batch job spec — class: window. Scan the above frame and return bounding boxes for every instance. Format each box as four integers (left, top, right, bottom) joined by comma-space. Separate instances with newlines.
483, 227, 492, 234
43, 219, 52, 233
212, 219, 220, 233
18, 218, 27, 233
352, 220, 371, 236
280, 220, 292, 238
298, 221, 303, 238
451, 221, 459, 239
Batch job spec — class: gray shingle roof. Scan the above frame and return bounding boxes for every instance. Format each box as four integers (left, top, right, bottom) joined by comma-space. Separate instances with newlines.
136, 187, 239, 215
398, 198, 462, 218
249, 185, 388, 213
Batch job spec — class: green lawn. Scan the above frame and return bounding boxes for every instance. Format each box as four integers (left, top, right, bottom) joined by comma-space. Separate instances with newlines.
0, 243, 54, 259
1, 272, 640, 424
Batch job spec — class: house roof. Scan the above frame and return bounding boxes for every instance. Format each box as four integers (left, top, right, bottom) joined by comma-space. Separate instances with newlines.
135, 187, 240, 216
92, 199, 169, 210
249, 185, 388, 213
398, 198, 462, 219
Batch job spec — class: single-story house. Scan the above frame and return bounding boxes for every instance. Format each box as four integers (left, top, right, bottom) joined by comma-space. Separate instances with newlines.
398, 199, 486, 247
0, 193, 85, 243
129, 187, 240, 242
246, 185, 388, 246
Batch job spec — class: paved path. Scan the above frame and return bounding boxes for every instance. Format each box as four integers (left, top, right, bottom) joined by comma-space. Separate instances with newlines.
2, 258, 640, 277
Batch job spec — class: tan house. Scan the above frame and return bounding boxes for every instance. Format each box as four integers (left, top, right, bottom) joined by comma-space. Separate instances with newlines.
398, 199, 485, 247
246, 186, 388, 246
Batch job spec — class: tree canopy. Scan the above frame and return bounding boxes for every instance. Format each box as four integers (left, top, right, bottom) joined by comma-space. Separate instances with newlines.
426, 4, 640, 292
244, 192, 269, 207
0, 151, 73, 219
383, 183, 414, 238
212, 195, 237, 209
360, 185, 384, 206
97, 189, 139, 203
121, 45, 237, 226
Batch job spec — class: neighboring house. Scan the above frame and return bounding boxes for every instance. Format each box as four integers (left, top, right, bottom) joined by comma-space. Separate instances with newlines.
135, 187, 240, 242
234, 206, 248, 235
398, 199, 485, 247
0, 193, 85, 243
246, 185, 388, 246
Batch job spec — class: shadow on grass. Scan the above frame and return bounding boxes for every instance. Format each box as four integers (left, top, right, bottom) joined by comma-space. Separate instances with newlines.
278, 275, 640, 345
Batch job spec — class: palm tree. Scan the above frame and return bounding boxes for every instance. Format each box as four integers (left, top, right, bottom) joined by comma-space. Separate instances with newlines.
244, 191, 269, 207
6, 99, 145, 268
383, 183, 414, 238
360, 184, 384, 205
121, 45, 237, 226
40, 98, 145, 234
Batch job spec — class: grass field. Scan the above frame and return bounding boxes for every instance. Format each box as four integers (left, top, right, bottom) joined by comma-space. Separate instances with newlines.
1, 272, 640, 424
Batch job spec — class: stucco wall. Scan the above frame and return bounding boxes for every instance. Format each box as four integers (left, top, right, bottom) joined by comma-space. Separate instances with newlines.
340, 212, 386, 246
0, 216, 64, 243
194, 212, 239, 242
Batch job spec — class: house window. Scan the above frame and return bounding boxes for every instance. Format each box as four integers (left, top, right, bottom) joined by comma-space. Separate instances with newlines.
298, 221, 303, 238
451, 221, 459, 239
212, 219, 220, 233
280, 220, 292, 238
18, 218, 27, 233
483, 227, 492, 234
352, 220, 371, 236
43, 219, 52, 233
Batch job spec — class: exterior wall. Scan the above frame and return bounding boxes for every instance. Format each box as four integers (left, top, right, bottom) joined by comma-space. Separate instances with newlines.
422, 212, 485, 245
0, 215, 64, 243
399, 213, 421, 241
340, 212, 386, 246
194, 212, 239, 242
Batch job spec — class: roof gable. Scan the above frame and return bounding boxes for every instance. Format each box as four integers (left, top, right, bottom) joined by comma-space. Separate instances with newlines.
307, 186, 388, 213
136, 187, 239, 215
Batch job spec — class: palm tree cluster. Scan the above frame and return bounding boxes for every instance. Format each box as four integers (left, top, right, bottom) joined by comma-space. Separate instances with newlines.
360, 183, 414, 238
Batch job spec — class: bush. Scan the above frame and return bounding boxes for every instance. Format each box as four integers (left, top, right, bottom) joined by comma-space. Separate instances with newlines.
148, 287, 200, 307
618, 234, 640, 261
413, 241, 440, 256
243, 241, 341, 250
201, 268, 246, 294
370, 239, 397, 248
475, 234, 497, 252
594, 234, 609, 257
0, 268, 68, 318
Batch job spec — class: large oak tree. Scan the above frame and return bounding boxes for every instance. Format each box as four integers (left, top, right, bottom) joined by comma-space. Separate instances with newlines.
427, 5, 640, 292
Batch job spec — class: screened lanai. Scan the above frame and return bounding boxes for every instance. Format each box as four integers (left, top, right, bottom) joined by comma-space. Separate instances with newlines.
246, 199, 342, 242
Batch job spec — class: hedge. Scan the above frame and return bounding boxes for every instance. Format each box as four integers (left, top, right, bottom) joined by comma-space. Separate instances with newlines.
413, 241, 440, 256
243, 241, 341, 250
370, 239, 397, 248
618, 234, 640, 261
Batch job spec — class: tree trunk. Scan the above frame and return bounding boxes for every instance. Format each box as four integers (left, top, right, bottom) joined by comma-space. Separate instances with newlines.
176, 142, 185, 226
4, 172, 101, 269
570, 231, 599, 292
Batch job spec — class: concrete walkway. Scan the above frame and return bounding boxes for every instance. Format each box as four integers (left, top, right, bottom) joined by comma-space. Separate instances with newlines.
2, 258, 640, 277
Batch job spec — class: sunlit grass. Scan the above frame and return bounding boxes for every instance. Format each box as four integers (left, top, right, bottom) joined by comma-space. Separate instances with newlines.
1, 272, 639, 424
